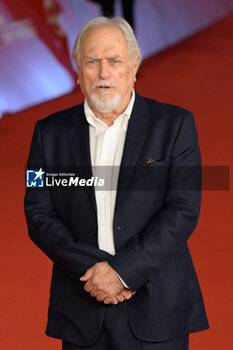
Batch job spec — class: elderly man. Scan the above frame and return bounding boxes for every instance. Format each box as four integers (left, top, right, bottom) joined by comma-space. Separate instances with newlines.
24, 17, 209, 350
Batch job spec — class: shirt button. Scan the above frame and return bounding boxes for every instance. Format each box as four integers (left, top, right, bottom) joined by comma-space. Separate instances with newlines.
88, 229, 96, 236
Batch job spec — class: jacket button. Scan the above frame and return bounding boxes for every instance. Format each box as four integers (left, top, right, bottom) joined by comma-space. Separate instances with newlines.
116, 226, 126, 230
88, 229, 97, 236
143, 280, 150, 287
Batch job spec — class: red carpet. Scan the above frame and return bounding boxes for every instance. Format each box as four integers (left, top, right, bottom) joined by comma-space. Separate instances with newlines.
0, 15, 232, 350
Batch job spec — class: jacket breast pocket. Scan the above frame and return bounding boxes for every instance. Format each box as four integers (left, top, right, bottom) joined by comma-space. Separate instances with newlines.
129, 160, 170, 191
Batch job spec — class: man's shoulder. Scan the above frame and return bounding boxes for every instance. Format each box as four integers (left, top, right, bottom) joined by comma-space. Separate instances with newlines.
133, 93, 196, 131
36, 103, 84, 129
140, 94, 190, 117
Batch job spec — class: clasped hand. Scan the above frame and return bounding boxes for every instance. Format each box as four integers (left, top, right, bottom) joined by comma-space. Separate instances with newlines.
80, 262, 135, 305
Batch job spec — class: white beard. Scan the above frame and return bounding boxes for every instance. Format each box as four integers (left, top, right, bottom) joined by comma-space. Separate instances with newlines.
90, 92, 122, 113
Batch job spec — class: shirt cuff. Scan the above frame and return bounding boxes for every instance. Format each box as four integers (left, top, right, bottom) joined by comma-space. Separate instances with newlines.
115, 272, 129, 288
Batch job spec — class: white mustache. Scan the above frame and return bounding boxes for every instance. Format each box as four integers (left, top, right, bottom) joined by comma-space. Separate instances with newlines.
92, 81, 117, 88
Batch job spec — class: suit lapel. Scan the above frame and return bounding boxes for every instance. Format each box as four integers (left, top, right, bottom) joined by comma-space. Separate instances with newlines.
66, 94, 152, 216
115, 93, 152, 212
66, 104, 97, 214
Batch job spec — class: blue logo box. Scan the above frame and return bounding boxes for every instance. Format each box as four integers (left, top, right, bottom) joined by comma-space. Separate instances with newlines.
26, 169, 45, 187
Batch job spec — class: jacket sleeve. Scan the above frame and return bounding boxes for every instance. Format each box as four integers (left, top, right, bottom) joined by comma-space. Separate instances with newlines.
108, 111, 202, 291
24, 122, 112, 282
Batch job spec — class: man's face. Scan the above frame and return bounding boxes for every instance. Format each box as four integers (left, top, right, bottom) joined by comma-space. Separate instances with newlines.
77, 26, 138, 115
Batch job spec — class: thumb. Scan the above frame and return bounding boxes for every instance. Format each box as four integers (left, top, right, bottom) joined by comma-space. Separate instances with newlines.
80, 268, 93, 281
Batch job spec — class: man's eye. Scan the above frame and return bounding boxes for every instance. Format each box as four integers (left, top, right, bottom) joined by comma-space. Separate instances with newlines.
111, 60, 119, 64
87, 60, 99, 64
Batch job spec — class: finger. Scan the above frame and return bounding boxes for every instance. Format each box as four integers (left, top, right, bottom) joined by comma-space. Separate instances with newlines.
110, 298, 118, 305
90, 290, 98, 297
116, 294, 125, 303
121, 290, 132, 300
80, 268, 93, 281
126, 289, 136, 296
96, 295, 105, 302
84, 282, 93, 293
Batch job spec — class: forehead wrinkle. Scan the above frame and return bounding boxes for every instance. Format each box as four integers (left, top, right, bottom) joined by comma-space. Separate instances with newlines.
83, 33, 127, 54
80, 27, 130, 64
88, 54, 121, 59
85, 51, 123, 60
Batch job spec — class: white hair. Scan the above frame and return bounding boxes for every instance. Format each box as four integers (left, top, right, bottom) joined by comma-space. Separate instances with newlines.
72, 16, 142, 71
90, 92, 122, 113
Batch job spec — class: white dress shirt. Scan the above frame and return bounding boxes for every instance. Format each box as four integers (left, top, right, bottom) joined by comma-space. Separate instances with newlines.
84, 91, 135, 285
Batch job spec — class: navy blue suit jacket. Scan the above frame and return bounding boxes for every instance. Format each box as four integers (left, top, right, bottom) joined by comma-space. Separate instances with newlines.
24, 93, 209, 346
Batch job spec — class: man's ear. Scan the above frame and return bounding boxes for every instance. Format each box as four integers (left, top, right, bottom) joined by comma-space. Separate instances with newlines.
76, 65, 80, 85
133, 57, 140, 80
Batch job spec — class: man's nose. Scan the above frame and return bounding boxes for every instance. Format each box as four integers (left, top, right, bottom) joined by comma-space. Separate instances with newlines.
99, 61, 110, 80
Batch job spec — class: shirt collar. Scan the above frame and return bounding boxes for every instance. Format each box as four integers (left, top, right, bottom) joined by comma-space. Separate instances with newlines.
84, 89, 135, 130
